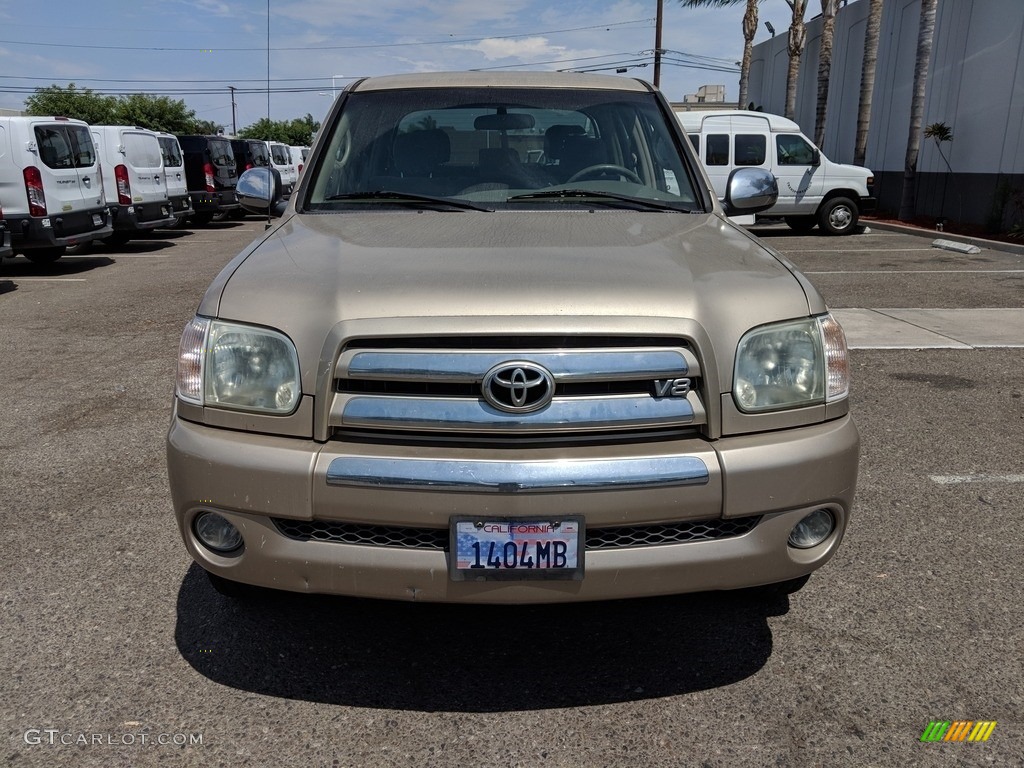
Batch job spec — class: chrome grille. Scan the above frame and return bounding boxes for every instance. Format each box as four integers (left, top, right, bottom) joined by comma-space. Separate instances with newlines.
272, 516, 760, 550
329, 337, 705, 436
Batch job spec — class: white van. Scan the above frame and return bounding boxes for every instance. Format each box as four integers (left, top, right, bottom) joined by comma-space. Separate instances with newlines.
676, 110, 875, 235
289, 145, 309, 177
156, 132, 193, 228
91, 126, 175, 245
268, 141, 297, 197
0, 116, 112, 263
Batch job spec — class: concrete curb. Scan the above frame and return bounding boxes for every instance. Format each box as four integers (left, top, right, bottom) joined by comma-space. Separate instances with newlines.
863, 219, 1024, 256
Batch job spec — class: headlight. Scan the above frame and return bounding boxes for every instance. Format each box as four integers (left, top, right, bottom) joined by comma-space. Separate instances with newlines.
175, 316, 301, 414
733, 313, 849, 413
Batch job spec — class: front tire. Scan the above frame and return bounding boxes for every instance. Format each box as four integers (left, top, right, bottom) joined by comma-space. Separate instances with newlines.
817, 196, 859, 235
24, 246, 66, 264
102, 232, 132, 247
190, 212, 214, 226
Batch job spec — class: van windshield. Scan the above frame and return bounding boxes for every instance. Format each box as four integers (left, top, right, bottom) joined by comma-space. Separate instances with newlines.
306, 86, 700, 211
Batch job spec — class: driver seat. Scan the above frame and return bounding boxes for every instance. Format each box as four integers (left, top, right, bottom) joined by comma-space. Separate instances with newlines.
558, 135, 607, 181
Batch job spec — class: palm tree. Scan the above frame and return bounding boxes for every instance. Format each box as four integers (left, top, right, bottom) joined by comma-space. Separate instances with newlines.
783, 0, 809, 120
898, 0, 938, 221
679, 0, 761, 109
853, 0, 884, 167
813, 0, 839, 149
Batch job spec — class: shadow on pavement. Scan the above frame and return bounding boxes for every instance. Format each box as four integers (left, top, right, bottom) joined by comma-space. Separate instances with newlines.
0, 279, 16, 296
175, 563, 788, 712
3, 254, 116, 276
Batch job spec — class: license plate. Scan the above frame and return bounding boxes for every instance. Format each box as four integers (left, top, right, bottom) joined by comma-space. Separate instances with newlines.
92, 214, 102, 226
449, 517, 583, 581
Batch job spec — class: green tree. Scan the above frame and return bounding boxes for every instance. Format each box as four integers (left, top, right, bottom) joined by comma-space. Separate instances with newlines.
679, 0, 762, 109
813, 0, 838, 149
24, 83, 117, 125
238, 114, 319, 145
113, 93, 200, 133
898, 0, 938, 221
783, 0, 809, 121
853, 0, 884, 167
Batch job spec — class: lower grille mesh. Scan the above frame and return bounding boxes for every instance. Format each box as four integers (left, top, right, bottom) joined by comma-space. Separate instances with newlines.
272, 516, 761, 551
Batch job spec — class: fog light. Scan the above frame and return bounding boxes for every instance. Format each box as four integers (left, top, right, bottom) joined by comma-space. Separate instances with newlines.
788, 509, 835, 549
194, 511, 243, 553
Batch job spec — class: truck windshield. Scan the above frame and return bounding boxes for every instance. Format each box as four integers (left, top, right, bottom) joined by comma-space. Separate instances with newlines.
306, 86, 700, 211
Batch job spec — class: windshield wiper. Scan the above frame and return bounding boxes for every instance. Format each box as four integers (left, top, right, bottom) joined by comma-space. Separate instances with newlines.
327, 190, 492, 212
508, 189, 694, 212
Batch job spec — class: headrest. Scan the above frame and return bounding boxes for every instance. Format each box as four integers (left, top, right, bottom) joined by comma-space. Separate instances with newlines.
394, 129, 451, 175
543, 124, 585, 160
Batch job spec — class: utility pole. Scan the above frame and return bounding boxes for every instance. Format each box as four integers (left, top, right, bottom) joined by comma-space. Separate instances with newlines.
228, 86, 237, 136
654, 0, 664, 88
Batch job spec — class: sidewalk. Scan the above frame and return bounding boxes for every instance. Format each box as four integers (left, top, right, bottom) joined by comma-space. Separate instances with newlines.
832, 308, 1024, 349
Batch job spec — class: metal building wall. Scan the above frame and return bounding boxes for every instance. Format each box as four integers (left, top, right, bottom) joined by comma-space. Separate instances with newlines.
748, 0, 1024, 227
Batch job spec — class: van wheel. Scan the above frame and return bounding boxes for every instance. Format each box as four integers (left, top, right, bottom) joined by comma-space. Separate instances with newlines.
817, 196, 858, 235
24, 247, 66, 264
784, 215, 817, 233
191, 212, 214, 226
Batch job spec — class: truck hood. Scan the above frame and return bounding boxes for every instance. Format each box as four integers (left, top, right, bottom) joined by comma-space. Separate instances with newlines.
206, 210, 820, 390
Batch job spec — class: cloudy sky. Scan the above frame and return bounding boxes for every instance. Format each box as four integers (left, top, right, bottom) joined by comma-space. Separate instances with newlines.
0, 0, 804, 131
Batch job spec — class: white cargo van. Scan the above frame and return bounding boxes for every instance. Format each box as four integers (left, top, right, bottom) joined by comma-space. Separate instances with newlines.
268, 141, 297, 197
289, 145, 309, 177
156, 132, 193, 228
0, 116, 112, 263
91, 126, 175, 245
676, 110, 875, 235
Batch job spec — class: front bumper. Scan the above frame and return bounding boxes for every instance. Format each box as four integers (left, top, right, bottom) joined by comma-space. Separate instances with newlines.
167, 410, 859, 603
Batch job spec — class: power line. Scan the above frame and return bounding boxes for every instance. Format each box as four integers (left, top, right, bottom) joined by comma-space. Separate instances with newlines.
0, 18, 654, 54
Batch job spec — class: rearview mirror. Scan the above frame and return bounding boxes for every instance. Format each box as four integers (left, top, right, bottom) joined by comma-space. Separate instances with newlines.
722, 168, 778, 216
474, 113, 536, 131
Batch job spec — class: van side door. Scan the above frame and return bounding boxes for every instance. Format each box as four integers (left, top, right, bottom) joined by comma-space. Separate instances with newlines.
772, 133, 825, 214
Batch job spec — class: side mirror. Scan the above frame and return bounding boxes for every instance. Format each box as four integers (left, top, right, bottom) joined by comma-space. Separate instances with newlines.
722, 167, 778, 216
811, 148, 821, 167
237, 167, 287, 218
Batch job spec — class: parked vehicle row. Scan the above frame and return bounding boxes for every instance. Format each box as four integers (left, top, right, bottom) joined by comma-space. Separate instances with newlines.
0, 114, 308, 264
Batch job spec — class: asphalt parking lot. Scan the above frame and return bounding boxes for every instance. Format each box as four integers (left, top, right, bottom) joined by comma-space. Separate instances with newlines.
2, 219, 1022, 767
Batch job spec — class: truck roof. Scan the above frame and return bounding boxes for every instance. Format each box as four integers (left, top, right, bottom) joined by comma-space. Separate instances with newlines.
350, 71, 654, 93
674, 109, 802, 133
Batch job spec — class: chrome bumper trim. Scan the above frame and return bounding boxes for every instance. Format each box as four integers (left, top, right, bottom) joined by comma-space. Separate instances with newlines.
326, 455, 710, 493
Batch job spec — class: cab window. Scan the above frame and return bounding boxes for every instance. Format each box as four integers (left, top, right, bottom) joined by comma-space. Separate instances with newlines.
777, 134, 816, 165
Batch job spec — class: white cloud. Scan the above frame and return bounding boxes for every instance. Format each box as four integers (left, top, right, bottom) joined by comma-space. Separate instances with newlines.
453, 37, 568, 62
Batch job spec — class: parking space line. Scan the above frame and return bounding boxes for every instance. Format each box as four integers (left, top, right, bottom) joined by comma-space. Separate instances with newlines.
807, 269, 1024, 274
14, 277, 87, 282
62, 254, 171, 259
930, 474, 1024, 485
785, 248, 937, 253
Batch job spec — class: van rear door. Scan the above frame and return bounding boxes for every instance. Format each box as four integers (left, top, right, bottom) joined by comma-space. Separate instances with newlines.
121, 130, 167, 205
32, 120, 105, 214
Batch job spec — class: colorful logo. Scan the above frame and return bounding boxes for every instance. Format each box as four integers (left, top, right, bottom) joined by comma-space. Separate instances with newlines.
921, 721, 997, 742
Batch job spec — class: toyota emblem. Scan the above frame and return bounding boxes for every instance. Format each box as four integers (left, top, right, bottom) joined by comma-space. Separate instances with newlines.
482, 361, 555, 413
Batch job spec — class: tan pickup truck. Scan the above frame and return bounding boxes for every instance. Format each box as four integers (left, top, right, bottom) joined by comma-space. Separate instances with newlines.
167, 72, 859, 603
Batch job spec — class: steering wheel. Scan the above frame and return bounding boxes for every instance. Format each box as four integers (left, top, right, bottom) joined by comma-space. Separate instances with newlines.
566, 164, 643, 184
